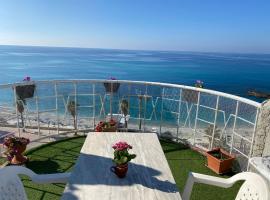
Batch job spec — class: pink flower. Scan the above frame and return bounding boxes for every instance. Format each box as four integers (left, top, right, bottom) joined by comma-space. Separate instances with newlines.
112, 141, 132, 151
23, 76, 31, 81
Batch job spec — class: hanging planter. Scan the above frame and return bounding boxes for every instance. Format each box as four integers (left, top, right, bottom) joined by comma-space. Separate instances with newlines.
15, 84, 36, 99
103, 77, 120, 93
15, 77, 36, 99
205, 148, 235, 174
104, 82, 120, 93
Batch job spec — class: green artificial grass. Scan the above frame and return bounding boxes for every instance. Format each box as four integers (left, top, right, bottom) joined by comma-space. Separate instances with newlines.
22, 136, 86, 200
160, 140, 243, 200
21, 136, 242, 200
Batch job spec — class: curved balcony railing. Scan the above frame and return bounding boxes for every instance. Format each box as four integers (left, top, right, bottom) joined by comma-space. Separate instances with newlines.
0, 80, 261, 171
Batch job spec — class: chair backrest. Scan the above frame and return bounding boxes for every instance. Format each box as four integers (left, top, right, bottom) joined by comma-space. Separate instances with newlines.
0, 167, 28, 200
235, 172, 269, 200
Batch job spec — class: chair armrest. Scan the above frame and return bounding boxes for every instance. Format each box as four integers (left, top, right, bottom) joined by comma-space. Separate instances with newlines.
2, 166, 70, 184
31, 172, 71, 184
182, 172, 239, 200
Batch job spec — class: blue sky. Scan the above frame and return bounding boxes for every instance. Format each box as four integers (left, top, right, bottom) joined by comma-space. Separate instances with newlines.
0, 0, 270, 53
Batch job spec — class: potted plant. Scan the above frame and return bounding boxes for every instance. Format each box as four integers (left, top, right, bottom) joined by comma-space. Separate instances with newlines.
120, 99, 129, 129
17, 100, 25, 132
104, 77, 120, 93
205, 148, 235, 174
15, 76, 36, 99
3, 136, 30, 165
110, 141, 136, 178
95, 119, 117, 132
204, 125, 235, 174
67, 100, 79, 135
182, 80, 204, 103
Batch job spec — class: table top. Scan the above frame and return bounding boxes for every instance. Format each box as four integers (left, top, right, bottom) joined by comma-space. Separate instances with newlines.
61, 132, 181, 200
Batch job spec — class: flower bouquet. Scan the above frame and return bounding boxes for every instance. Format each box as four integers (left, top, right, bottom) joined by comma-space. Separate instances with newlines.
3, 136, 30, 165
95, 119, 117, 132
110, 141, 136, 178
195, 80, 204, 88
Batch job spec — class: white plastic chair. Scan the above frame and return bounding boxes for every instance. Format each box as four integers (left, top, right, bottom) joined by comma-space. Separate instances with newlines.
182, 172, 269, 200
0, 166, 70, 200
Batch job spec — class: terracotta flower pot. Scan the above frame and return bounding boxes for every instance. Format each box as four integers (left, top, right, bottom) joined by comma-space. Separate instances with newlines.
206, 148, 235, 174
111, 163, 128, 178
11, 144, 28, 165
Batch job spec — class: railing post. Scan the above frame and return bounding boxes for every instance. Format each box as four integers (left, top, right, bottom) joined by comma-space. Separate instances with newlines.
13, 85, 21, 137
92, 83, 96, 129
110, 81, 113, 118
176, 88, 182, 139
193, 91, 201, 145
74, 81, 78, 134
247, 108, 260, 170
35, 95, 40, 137
54, 82, 59, 135
210, 95, 220, 149
159, 88, 165, 136
127, 83, 131, 131
143, 84, 148, 132
230, 101, 239, 154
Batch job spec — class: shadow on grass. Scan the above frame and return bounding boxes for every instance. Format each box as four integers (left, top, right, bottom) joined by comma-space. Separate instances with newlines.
26, 159, 61, 174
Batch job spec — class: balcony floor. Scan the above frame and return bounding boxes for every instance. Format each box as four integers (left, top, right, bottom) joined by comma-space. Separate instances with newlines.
19, 136, 242, 200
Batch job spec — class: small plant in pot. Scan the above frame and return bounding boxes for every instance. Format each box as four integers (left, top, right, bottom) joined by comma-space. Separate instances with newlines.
3, 136, 30, 165
120, 99, 129, 129
111, 141, 136, 178
67, 100, 79, 135
16, 100, 26, 132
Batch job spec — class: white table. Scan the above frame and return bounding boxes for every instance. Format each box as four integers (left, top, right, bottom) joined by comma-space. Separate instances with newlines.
62, 132, 182, 200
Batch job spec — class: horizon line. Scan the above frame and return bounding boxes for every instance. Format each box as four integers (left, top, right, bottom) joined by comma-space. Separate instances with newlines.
0, 44, 270, 55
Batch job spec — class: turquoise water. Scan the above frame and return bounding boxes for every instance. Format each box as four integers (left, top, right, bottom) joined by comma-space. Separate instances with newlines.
1, 45, 270, 101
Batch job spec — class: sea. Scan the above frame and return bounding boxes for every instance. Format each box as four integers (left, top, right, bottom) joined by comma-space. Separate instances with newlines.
0, 45, 270, 102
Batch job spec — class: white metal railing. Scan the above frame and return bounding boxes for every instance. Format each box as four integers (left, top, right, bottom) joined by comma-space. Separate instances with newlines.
0, 79, 262, 171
